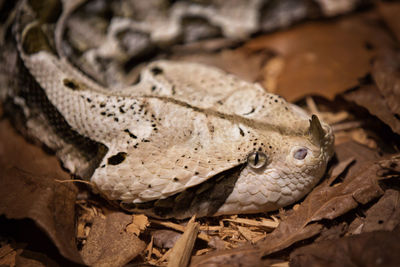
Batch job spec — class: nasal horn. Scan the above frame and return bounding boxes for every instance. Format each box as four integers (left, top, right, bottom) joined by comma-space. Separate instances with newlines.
308, 115, 325, 146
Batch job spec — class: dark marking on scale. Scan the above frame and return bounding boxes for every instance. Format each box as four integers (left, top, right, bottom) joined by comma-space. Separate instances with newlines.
124, 129, 137, 139
238, 127, 245, 137
151, 66, 163, 75
63, 79, 81, 90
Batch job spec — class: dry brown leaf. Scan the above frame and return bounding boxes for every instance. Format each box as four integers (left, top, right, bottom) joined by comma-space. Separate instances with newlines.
126, 214, 149, 236
349, 189, 400, 234
170, 46, 272, 84
334, 141, 380, 177
245, 10, 395, 101
298, 156, 390, 223
80, 212, 145, 267
0, 120, 83, 264
15, 249, 59, 267
372, 49, 400, 120
314, 222, 348, 243
378, 1, 400, 43
343, 84, 400, 135
326, 157, 355, 185
290, 229, 400, 267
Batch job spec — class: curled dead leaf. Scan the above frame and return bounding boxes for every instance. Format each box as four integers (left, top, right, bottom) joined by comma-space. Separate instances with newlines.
80, 212, 145, 267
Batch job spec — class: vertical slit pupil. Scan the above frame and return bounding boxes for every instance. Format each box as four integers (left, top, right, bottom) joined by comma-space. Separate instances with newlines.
254, 152, 259, 165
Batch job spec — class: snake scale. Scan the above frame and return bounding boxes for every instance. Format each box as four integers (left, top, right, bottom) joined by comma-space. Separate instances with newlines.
2, 0, 334, 219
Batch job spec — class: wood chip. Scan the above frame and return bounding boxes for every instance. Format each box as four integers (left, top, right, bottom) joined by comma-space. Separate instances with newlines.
0, 244, 15, 259
0, 245, 16, 267
156, 248, 171, 265
126, 214, 149, 235
152, 247, 163, 258
76, 220, 86, 239
195, 248, 212, 256
199, 225, 223, 231
237, 226, 266, 243
271, 261, 290, 267
167, 216, 199, 267
145, 236, 154, 261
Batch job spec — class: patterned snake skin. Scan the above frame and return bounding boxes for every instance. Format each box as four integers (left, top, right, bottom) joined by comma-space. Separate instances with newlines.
2, 0, 335, 218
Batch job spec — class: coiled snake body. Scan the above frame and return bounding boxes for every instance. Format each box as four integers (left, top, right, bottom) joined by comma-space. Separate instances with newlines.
3, 0, 334, 219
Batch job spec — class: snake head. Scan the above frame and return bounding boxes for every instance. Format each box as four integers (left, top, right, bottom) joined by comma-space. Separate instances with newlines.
216, 112, 335, 216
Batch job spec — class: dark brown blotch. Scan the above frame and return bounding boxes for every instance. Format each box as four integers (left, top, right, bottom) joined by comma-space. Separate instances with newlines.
107, 152, 127, 165
63, 79, 81, 90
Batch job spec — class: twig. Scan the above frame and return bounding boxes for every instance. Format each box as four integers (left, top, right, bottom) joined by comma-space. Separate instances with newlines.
332, 121, 363, 132
223, 217, 279, 229
306, 96, 320, 117
54, 179, 93, 186
150, 219, 211, 242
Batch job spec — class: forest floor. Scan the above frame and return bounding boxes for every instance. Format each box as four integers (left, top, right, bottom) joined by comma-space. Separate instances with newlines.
1, 1, 400, 266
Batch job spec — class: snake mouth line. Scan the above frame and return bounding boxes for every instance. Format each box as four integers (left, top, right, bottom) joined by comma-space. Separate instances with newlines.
118, 164, 245, 219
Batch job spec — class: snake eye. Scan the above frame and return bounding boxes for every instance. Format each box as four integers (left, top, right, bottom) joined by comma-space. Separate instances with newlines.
294, 148, 308, 160
247, 151, 268, 169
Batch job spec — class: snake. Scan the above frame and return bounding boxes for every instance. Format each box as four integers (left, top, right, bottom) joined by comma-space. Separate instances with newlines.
2, 0, 334, 219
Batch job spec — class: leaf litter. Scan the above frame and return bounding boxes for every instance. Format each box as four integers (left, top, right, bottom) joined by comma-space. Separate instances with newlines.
1, 2, 400, 267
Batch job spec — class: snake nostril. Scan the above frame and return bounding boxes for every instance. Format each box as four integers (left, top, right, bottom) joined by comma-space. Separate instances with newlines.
294, 148, 308, 160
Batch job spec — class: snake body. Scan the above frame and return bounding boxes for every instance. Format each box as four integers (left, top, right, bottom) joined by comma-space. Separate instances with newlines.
2, 0, 334, 218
